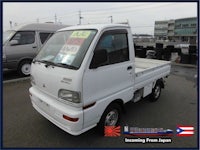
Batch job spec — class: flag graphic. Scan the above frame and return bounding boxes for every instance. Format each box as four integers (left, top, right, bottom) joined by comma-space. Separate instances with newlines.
176, 126, 194, 136
104, 126, 121, 137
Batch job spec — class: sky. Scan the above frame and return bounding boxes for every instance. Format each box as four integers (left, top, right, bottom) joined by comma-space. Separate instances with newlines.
3, 2, 198, 34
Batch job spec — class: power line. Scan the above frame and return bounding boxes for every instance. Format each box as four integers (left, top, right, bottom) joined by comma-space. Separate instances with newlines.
131, 25, 154, 28
8, 3, 176, 28
17, 3, 173, 26
81, 3, 155, 13
83, 3, 174, 16
81, 3, 174, 22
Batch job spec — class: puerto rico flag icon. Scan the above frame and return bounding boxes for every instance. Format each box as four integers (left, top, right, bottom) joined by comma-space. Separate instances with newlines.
176, 125, 194, 136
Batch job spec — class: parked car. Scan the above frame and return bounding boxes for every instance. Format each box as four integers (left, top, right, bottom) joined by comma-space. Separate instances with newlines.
3, 23, 69, 76
146, 50, 157, 59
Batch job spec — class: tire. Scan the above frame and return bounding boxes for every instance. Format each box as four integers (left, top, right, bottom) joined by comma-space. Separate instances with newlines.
150, 82, 161, 102
18, 60, 32, 76
97, 103, 121, 134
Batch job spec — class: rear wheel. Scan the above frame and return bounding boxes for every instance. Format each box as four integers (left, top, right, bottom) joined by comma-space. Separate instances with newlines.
98, 103, 121, 133
150, 82, 161, 102
18, 60, 32, 76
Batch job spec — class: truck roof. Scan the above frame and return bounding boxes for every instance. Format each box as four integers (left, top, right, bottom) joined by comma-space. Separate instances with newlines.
12, 23, 70, 32
58, 24, 130, 32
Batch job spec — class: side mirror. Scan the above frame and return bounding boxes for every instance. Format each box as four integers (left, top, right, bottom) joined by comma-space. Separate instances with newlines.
90, 49, 108, 69
10, 40, 19, 46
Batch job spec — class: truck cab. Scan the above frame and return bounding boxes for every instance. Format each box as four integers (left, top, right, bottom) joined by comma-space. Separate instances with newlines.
29, 24, 171, 135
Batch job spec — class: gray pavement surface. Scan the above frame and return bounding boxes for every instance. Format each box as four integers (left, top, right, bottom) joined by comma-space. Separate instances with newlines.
171, 64, 197, 82
2, 66, 198, 148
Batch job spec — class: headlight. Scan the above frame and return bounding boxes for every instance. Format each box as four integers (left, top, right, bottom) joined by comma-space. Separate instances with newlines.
58, 89, 80, 103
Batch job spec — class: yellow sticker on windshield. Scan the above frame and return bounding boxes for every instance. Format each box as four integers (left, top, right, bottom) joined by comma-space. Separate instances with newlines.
70, 31, 91, 39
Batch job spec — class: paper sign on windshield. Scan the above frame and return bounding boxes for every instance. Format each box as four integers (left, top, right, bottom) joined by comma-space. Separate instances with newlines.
70, 31, 91, 39
60, 44, 80, 55
55, 30, 91, 64
66, 38, 85, 45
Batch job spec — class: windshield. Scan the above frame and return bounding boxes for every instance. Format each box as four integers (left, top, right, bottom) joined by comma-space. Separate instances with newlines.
35, 29, 97, 70
3, 30, 16, 44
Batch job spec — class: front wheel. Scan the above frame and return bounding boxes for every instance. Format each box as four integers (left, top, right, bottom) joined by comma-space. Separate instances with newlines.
97, 103, 121, 133
150, 82, 161, 102
18, 60, 32, 76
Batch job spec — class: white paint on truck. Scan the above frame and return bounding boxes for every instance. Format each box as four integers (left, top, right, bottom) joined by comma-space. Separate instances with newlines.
29, 24, 171, 135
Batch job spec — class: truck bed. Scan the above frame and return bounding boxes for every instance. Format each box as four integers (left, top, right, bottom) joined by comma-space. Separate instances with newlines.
134, 58, 171, 90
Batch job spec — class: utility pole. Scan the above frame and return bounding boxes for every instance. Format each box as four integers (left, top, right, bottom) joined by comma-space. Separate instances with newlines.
109, 16, 113, 23
9, 21, 12, 29
79, 10, 83, 25
127, 19, 130, 26
55, 14, 57, 24
58, 19, 62, 24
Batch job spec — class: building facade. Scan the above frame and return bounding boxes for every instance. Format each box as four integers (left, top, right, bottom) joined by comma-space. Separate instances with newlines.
174, 17, 197, 44
167, 20, 175, 40
154, 20, 168, 40
154, 17, 197, 44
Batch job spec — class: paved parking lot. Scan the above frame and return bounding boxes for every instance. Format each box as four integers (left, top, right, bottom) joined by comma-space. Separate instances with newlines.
2, 66, 198, 148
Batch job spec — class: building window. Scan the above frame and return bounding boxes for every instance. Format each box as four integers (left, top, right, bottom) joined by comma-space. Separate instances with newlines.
182, 24, 189, 28
175, 24, 181, 28
191, 24, 196, 27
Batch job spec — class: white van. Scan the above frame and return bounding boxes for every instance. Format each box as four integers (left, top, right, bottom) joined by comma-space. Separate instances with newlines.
3, 23, 69, 76
29, 24, 171, 135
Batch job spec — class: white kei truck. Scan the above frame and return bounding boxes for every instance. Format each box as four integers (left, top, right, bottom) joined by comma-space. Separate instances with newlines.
29, 24, 171, 135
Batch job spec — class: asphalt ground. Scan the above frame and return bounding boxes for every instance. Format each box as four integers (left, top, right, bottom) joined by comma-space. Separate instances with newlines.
2, 66, 198, 148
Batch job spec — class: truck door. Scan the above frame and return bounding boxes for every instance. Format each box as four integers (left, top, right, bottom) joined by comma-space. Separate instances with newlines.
82, 29, 134, 128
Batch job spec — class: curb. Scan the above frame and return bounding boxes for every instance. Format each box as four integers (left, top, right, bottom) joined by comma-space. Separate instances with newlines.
3, 77, 30, 84
171, 62, 197, 68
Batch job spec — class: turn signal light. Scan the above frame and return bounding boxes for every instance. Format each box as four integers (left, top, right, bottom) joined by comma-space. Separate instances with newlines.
63, 115, 79, 122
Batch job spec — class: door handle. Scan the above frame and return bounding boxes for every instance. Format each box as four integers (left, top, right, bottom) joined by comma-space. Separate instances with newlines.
127, 66, 132, 70
32, 46, 37, 48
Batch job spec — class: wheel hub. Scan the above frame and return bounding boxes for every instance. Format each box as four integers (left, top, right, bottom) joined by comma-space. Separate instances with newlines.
21, 64, 31, 75
154, 86, 160, 98
105, 110, 118, 126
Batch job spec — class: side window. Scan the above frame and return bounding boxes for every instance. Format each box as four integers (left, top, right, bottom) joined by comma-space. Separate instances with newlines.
11, 31, 35, 45
39, 32, 53, 44
90, 30, 129, 68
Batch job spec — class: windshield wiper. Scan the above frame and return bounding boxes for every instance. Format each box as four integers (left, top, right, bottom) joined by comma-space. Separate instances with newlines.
33, 60, 78, 70
35, 59, 55, 68
56, 63, 78, 70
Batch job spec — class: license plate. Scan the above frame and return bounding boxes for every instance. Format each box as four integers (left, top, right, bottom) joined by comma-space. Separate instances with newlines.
39, 99, 50, 110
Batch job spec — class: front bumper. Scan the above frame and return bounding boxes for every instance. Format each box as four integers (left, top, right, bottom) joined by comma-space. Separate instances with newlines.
29, 87, 86, 135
